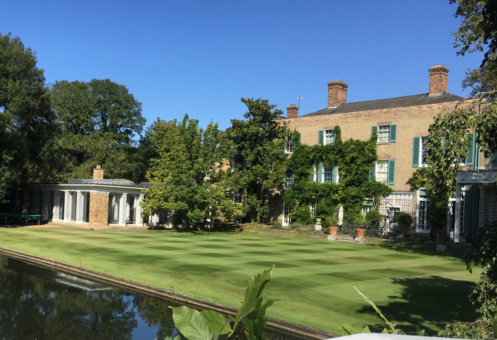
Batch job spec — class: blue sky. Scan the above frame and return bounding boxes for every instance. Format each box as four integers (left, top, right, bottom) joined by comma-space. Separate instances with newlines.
1, 0, 485, 131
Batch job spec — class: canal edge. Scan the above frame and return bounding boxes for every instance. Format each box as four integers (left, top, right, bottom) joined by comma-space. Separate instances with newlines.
0, 246, 339, 340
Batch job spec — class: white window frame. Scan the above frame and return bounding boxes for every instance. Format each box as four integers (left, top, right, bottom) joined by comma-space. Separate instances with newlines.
323, 167, 332, 183
285, 170, 292, 189
285, 139, 294, 154
324, 129, 335, 145
377, 125, 390, 143
376, 160, 389, 184
416, 188, 430, 233
418, 136, 429, 167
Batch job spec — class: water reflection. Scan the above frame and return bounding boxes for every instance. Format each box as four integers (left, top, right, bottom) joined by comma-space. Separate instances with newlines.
0, 255, 179, 340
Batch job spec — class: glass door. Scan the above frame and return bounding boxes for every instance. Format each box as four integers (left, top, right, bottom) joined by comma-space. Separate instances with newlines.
108, 194, 120, 224
70, 192, 77, 221
126, 195, 135, 224
58, 192, 65, 220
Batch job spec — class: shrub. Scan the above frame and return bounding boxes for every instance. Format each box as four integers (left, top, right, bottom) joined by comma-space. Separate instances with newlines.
394, 212, 413, 227
365, 210, 381, 226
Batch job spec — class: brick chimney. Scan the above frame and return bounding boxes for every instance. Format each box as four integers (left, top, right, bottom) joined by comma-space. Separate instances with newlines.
286, 104, 298, 118
93, 165, 104, 180
328, 80, 348, 108
428, 65, 449, 95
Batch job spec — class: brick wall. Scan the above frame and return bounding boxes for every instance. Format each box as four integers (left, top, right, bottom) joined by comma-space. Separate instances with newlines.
285, 101, 462, 191
89, 193, 109, 227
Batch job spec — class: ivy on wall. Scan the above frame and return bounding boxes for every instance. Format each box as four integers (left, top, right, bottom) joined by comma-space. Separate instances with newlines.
282, 127, 392, 226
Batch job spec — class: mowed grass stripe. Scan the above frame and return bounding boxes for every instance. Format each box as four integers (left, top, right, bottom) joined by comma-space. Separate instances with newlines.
0, 227, 478, 335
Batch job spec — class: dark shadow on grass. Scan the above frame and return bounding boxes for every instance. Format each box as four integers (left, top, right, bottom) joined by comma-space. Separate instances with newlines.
356, 276, 478, 335
365, 240, 467, 261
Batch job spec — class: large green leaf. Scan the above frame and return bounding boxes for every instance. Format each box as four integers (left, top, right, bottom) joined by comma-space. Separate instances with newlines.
171, 306, 212, 340
231, 265, 274, 334
339, 324, 356, 335
200, 310, 231, 335
362, 326, 371, 333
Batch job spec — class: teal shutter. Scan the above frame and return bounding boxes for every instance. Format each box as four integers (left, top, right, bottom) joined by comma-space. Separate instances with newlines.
490, 151, 497, 166
371, 126, 378, 137
389, 124, 397, 143
318, 162, 323, 183
318, 130, 324, 145
465, 132, 475, 165
412, 137, 420, 167
388, 160, 396, 185
332, 166, 336, 183
369, 163, 376, 181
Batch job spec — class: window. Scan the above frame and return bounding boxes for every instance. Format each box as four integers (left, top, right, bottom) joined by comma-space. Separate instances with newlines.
285, 139, 294, 154
285, 171, 293, 189
490, 151, 497, 167
233, 190, 243, 204
323, 167, 333, 183
376, 161, 389, 184
378, 125, 390, 143
324, 129, 334, 145
417, 189, 430, 231
420, 136, 428, 166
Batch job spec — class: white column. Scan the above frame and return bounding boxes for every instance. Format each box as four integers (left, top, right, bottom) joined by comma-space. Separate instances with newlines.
454, 184, 461, 243
76, 191, 82, 223
64, 191, 71, 222
119, 193, 127, 226
136, 194, 144, 226
53, 192, 59, 221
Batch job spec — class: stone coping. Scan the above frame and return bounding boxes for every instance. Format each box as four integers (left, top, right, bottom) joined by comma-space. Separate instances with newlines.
0, 247, 338, 340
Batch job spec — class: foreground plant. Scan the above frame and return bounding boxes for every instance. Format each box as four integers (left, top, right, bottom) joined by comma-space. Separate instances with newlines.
170, 265, 275, 340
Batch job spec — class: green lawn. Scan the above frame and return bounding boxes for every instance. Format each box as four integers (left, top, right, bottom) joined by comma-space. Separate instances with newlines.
0, 227, 480, 335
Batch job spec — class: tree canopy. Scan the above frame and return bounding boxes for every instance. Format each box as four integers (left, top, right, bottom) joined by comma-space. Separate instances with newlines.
222, 98, 293, 223
50, 79, 147, 182
0, 32, 58, 202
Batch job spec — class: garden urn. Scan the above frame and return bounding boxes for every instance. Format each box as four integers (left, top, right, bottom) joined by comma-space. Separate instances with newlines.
329, 226, 338, 236
315, 218, 322, 232
436, 232, 449, 245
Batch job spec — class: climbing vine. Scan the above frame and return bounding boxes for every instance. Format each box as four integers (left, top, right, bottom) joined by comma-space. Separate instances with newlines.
282, 127, 392, 226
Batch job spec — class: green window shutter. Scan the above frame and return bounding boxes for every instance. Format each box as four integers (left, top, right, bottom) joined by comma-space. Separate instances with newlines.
371, 126, 378, 137
412, 136, 420, 167
369, 163, 376, 181
490, 151, 497, 166
332, 166, 336, 183
389, 124, 397, 143
318, 130, 324, 146
388, 160, 396, 185
465, 132, 475, 165
318, 162, 323, 183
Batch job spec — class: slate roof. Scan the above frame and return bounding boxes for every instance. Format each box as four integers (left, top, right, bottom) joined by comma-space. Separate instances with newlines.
67, 179, 137, 187
137, 182, 150, 188
300, 92, 464, 118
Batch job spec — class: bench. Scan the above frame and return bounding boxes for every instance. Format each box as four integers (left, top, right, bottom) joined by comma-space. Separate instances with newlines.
0, 213, 42, 226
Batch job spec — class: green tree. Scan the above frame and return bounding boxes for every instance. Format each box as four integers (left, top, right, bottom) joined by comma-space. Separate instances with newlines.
0, 32, 58, 202
450, 0, 497, 67
50, 79, 147, 181
223, 98, 293, 223
141, 115, 235, 228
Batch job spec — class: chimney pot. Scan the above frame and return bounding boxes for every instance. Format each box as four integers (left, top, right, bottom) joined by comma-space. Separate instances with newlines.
286, 104, 299, 118
327, 80, 348, 108
93, 165, 104, 180
428, 65, 449, 95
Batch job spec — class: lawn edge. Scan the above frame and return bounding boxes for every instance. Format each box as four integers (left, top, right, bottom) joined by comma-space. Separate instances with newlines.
0, 246, 338, 340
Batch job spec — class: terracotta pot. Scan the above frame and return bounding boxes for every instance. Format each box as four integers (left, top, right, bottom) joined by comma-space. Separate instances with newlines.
436, 233, 449, 245
329, 227, 338, 236
459, 236, 467, 243
357, 228, 366, 238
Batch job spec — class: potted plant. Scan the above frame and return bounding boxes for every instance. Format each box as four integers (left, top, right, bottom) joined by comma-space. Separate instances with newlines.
326, 216, 339, 236
353, 216, 367, 238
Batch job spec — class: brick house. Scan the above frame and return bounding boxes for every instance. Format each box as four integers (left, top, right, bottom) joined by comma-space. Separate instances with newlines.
279, 65, 494, 234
